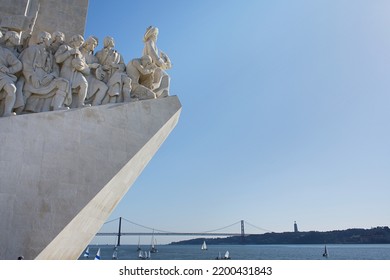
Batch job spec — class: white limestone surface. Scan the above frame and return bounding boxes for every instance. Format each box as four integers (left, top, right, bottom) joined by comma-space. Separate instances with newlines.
0, 96, 181, 259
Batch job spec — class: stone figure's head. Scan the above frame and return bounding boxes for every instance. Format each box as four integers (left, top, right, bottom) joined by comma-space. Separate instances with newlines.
141, 55, 153, 67
144, 26, 158, 42
52, 31, 65, 44
103, 36, 115, 49
69, 34, 85, 48
4, 31, 21, 47
37, 31, 52, 47
83, 36, 98, 51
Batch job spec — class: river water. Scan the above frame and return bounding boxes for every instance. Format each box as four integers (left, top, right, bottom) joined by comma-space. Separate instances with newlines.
79, 244, 390, 260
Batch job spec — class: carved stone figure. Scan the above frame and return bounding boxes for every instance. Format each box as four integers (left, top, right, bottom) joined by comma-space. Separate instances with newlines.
126, 55, 157, 100
142, 26, 172, 98
50, 31, 65, 55
0, 45, 22, 117
20, 31, 70, 113
80, 36, 108, 106
1, 31, 25, 113
2, 31, 22, 57
96, 36, 131, 103
55, 34, 90, 108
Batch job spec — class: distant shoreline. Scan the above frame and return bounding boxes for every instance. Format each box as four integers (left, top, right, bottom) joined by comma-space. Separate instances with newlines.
170, 226, 390, 245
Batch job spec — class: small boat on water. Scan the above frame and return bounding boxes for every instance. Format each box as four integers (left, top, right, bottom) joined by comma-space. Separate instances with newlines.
138, 250, 150, 259
322, 245, 328, 258
201, 241, 207, 250
136, 236, 141, 251
150, 233, 158, 253
83, 247, 90, 258
223, 250, 231, 259
94, 248, 101, 260
216, 250, 231, 260
112, 246, 118, 260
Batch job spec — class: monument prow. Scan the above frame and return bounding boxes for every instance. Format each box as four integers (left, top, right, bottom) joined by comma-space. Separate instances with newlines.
0, 96, 181, 259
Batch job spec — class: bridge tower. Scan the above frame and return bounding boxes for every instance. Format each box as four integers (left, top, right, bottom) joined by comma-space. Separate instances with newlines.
241, 220, 245, 236
117, 217, 122, 246
240, 220, 245, 243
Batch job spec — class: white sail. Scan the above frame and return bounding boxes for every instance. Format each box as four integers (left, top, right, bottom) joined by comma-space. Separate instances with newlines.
112, 247, 118, 259
94, 248, 101, 260
201, 241, 207, 250
138, 251, 144, 258
224, 250, 230, 259
83, 247, 89, 258
137, 236, 141, 251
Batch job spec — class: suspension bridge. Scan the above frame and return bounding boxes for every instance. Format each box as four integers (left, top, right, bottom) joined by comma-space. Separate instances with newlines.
96, 217, 271, 246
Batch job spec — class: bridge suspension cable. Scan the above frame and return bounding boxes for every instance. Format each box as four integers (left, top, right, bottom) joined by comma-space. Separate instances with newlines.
244, 220, 272, 232
121, 217, 173, 233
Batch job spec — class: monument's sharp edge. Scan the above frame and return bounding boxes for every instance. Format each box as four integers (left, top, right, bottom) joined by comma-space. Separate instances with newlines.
36, 103, 181, 260
0, 96, 181, 260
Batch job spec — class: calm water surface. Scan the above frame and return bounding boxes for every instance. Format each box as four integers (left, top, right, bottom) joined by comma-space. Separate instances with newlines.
79, 244, 390, 260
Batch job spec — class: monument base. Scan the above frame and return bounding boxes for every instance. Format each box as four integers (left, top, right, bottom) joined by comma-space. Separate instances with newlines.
0, 96, 181, 259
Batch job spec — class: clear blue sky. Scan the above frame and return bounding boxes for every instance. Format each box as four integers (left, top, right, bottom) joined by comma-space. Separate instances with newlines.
86, 0, 390, 244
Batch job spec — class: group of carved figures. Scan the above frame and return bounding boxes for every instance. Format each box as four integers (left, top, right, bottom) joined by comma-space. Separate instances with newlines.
0, 26, 171, 117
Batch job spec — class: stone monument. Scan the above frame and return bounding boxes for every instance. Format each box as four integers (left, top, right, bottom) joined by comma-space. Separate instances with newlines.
0, 0, 181, 259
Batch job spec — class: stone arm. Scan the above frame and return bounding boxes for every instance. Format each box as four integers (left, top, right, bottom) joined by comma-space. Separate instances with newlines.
20, 47, 42, 88
132, 59, 155, 76
117, 55, 126, 72
110, 53, 125, 72
144, 41, 165, 68
55, 45, 75, 64
5, 50, 22, 74
159, 51, 172, 70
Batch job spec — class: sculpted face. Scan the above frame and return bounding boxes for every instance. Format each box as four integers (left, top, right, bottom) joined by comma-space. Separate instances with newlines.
104, 36, 115, 49
43, 35, 52, 47
141, 56, 153, 67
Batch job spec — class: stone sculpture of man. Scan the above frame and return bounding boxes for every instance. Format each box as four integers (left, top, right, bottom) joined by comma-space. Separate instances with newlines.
0, 44, 22, 117
1, 31, 25, 113
2, 31, 22, 57
20, 31, 69, 113
55, 34, 90, 108
142, 26, 172, 98
96, 36, 131, 103
80, 36, 108, 106
50, 31, 65, 55
126, 55, 157, 100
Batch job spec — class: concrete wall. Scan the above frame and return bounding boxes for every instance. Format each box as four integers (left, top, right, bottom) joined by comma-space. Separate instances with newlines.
0, 0, 88, 44
32, 0, 89, 43
0, 96, 181, 259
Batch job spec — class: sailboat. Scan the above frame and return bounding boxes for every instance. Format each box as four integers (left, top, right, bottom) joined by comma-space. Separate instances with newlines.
150, 231, 158, 253
83, 247, 90, 258
136, 236, 141, 251
112, 246, 118, 260
223, 250, 231, 259
138, 250, 144, 259
94, 248, 101, 260
322, 245, 328, 258
138, 250, 150, 260
201, 241, 207, 250
215, 252, 222, 260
